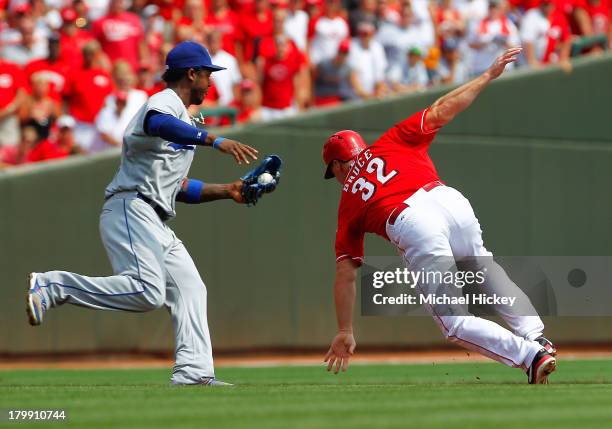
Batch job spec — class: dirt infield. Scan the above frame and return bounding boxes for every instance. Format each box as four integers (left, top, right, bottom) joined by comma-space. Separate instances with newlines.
1, 345, 611, 370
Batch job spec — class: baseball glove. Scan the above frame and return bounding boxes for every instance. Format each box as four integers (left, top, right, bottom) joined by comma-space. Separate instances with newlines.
240, 155, 283, 206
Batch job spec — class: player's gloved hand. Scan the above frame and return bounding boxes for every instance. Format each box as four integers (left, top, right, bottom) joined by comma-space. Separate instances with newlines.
216, 138, 259, 165
324, 330, 356, 374
240, 154, 283, 206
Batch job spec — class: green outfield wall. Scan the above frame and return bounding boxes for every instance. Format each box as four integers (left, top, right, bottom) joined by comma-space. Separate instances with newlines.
2, 54, 612, 355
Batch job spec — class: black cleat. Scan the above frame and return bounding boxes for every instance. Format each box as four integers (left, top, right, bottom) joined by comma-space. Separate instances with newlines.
527, 348, 557, 384
536, 336, 557, 356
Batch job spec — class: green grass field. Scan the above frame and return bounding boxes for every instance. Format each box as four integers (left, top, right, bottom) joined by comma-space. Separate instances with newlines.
1, 359, 611, 429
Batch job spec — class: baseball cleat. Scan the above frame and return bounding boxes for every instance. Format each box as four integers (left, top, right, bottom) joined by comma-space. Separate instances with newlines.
26, 273, 47, 326
536, 336, 557, 356
527, 348, 557, 384
171, 377, 234, 387
198, 377, 234, 386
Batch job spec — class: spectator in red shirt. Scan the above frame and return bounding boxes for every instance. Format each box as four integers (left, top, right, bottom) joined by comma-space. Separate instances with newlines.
136, 63, 165, 96
544, 8, 573, 64
26, 115, 80, 163
554, 0, 592, 35
521, 0, 571, 68
141, 4, 165, 69
177, 0, 208, 34
258, 33, 307, 121
434, 0, 466, 45
260, 7, 294, 56
175, 0, 208, 45
0, 123, 38, 168
63, 40, 114, 153
218, 79, 262, 125
24, 34, 70, 102
205, 0, 241, 56
231, 0, 256, 15
234, 79, 263, 123
0, 60, 26, 147
260, 7, 312, 105
584, 0, 610, 36
175, 20, 198, 44
508, 0, 539, 12
238, 0, 274, 65
152, 0, 185, 22
58, 7, 95, 71
91, 0, 148, 72
18, 74, 61, 141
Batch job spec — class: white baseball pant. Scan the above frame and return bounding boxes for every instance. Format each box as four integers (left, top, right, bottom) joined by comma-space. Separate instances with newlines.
386, 184, 544, 369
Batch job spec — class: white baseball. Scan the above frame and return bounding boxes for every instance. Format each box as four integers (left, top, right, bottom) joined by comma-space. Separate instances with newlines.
257, 172, 274, 185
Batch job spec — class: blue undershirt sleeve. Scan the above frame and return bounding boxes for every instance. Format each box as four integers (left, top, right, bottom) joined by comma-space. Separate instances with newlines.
144, 110, 208, 146
181, 179, 205, 204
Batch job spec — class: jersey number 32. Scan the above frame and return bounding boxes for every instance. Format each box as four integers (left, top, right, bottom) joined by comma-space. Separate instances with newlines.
352, 157, 398, 201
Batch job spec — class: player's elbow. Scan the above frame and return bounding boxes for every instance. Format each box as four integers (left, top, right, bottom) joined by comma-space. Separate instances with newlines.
426, 104, 452, 130
335, 272, 357, 288
335, 258, 360, 285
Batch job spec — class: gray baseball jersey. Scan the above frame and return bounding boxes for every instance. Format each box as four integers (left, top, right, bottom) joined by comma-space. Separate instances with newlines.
105, 88, 199, 218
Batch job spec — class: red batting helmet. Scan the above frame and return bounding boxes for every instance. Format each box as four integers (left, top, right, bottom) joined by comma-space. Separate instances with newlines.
322, 130, 367, 179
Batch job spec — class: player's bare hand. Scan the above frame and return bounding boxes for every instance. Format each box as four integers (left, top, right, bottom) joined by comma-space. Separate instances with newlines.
217, 138, 258, 165
324, 331, 356, 374
486, 47, 522, 80
228, 179, 245, 204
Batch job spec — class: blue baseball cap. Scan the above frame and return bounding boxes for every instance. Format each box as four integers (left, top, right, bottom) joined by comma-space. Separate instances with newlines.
165, 41, 226, 72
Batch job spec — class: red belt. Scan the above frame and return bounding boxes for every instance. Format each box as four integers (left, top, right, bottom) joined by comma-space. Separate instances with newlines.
387, 180, 444, 226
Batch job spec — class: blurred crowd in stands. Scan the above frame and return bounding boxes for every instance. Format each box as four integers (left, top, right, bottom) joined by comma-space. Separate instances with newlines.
0, 0, 609, 168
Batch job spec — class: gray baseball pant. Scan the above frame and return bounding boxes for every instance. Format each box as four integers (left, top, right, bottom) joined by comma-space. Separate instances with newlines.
35, 192, 214, 384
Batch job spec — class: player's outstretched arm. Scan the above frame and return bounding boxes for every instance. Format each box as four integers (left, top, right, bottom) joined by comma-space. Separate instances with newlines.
145, 111, 258, 164
425, 47, 522, 131
177, 155, 282, 205
208, 135, 259, 165
324, 259, 358, 374
176, 178, 245, 204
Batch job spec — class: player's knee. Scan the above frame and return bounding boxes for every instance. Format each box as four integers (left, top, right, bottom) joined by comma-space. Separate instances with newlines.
411, 249, 454, 270
148, 292, 166, 309
440, 316, 465, 340
441, 326, 454, 341
141, 281, 166, 310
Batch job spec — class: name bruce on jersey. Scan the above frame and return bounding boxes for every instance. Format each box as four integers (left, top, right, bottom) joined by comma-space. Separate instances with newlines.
343, 149, 373, 192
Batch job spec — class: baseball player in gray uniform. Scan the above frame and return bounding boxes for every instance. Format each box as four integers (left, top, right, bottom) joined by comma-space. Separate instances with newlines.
25, 41, 280, 386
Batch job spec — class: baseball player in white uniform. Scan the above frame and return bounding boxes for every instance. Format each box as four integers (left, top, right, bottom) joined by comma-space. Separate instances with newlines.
25, 41, 280, 386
